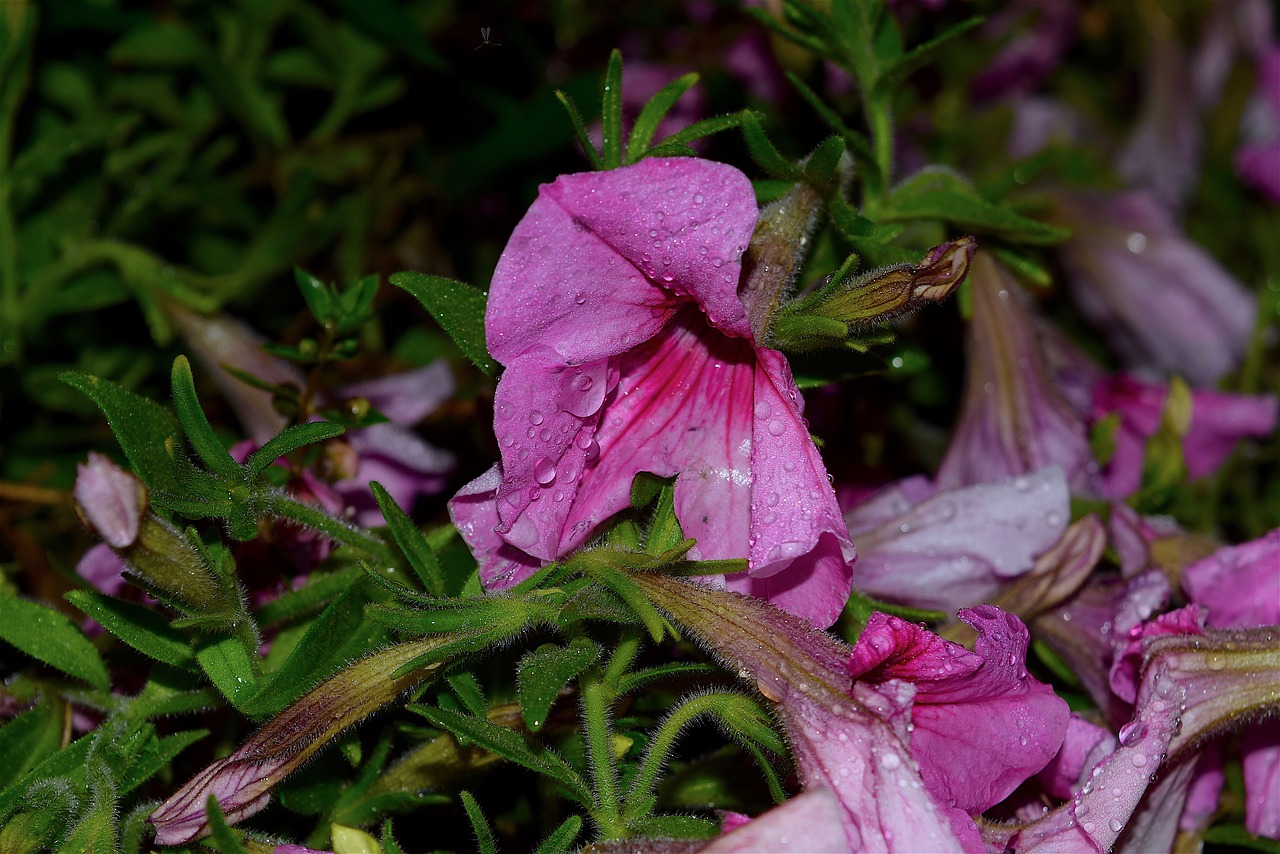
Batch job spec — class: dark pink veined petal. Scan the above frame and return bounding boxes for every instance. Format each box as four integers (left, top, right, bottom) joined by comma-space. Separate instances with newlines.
1183, 528, 1280, 629
1179, 744, 1225, 832
848, 606, 1069, 814
485, 158, 757, 365
1109, 604, 1206, 705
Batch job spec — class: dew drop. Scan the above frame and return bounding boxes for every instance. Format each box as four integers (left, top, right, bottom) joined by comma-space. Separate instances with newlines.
575, 294, 587, 305
754, 400, 773, 419
1130, 753, 1148, 768
1108, 818, 1123, 833
766, 492, 780, 507
539, 428, 552, 441
1013, 476, 1031, 492
1045, 511, 1063, 526
534, 458, 556, 485
529, 410, 544, 426
1118, 721, 1147, 746
767, 420, 786, 436
879, 752, 902, 770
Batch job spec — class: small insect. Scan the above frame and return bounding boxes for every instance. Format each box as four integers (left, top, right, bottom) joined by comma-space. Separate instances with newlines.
475, 27, 501, 50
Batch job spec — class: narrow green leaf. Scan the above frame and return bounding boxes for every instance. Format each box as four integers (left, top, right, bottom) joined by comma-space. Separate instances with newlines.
205, 795, 251, 854
195, 635, 258, 710
625, 72, 699, 164
59, 760, 118, 853
0, 735, 92, 824
255, 565, 365, 626
533, 815, 582, 854
0, 594, 109, 691
460, 791, 498, 854
447, 672, 489, 720
618, 663, 717, 695
829, 194, 877, 238
57, 371, 181, 492
884, 169, 1070, 244
371, 482, 446, 596
600, 49, 624, 169
517, 639, 602, 731
653, 109, 754, 152
410, 704, 592, 806
247, 421, 346, 475
740, 113, 800, 180
874, 16, 984, 95
118, 729, 207, 795
0, 706, 63, 792
65, 590, 195, 667
554, 90, 603, 170
170, 355, 243, 480
389, 272, 497, 376
569, 555, 667, 642
802, 135, 846, 189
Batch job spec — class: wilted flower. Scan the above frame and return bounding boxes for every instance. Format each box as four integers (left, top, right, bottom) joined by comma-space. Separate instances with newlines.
451, 159, 855, 627
1237, 47, 1280, 202
935, 252, 1096, 495
1054, 190, 1258, 387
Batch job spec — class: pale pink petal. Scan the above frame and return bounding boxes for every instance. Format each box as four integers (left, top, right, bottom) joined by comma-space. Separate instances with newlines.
76, 543, 129, 597
74, 453, 146, 549
340, 360, 454, 425
845, 466, 1069, 610
1109, 604, 1206, 705
702, 788, 849, 853
485, 158, 756, 364
848, 607, 1069, 814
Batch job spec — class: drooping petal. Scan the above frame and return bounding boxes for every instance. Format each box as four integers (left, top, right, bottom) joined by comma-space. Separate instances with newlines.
844, 466, 1069, 611
1039, 714, 1116, 800
449, 465, 541, 589
848, 606, 1070, 814
1182, 528, 1280, 629
935, 253, 1096, 495
1243, 725, 1280, 839
485, 158, 757, 365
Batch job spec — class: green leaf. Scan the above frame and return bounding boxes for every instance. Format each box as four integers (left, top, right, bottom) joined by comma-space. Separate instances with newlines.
410, 704, 592, 806
389, 272, 497, 376
517, 638, 602, 731
295, 267, 334, 324
65, 590, 195, 668
205, 795, 251, 854
118, 729, 207, 795
170, 355, 243, 480
1202, 824, 1280, 853
371, 482, 446, 596
653, 110, 754, 153
460, 791, 498, 854
802, 135, 846, 189
617, 663, 717, 695
0, 706, 64, 793
255, 565, 365, 627
600, 49, 624, 169
555, 89, 603, 170
195, 635, 258, 710
58, 371, 182, 492
337, 273, 380, 333
0, 735, 92, 824
0, 594, 109, 691
629, 814, 719, 840
830, 194, 877, 238
625, 72, 699, 164
533, 814, 582, 854
241, 586, 372, 717
740, 113, 800, 181
884, 169, 1069, 244
59, 760, 118, 853
447, 672, 489, 721
874, 16, 984, 95
246, 421, 346, 475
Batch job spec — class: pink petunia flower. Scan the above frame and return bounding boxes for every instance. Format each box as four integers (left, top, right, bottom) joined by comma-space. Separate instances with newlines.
451, 158, 855, 628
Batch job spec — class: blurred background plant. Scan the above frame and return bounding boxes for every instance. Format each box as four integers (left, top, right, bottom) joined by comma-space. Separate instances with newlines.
0, 0, 1276, 851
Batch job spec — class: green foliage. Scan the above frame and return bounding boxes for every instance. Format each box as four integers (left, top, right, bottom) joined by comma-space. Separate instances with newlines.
389, 273, 497, 377
0, 593, 109, 690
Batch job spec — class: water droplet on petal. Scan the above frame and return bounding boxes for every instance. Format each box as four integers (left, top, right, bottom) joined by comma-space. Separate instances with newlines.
529, 411, 544, 426
767, 420, 786, 437
534, 458, 556, 485
1118, 721, 1147, 746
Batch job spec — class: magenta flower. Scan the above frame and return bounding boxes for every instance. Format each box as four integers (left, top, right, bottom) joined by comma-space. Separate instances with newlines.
1236, 47, 1280, 202
1055, 190, 1258, 387
848, 607, 1070, 817
934, 252, 1097, 495
843, 466, 1070, 611
1093, 373, 1278, 500
451, 159, 855, 627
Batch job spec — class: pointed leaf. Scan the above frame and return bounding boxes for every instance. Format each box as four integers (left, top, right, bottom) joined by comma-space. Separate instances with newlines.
0, 594, 109, 691
195, 635, 258, 711
517, 638, 602, 731
600, 49, 624, 169
246, 421, 346, 475
533, 815, 582, 854
65, 590, 195, 668
460, 791, 498, 854
294, 267, 334, 324
389, 273, 497, 376
58, 371, 181, 492
554, 90, 603, 170
0, 706, 64, 792
885, 169, 1070, 244
740, 113, 801, 180
626, 72, 699, 164
170, 355, 243, 480
370, 481, 446, 595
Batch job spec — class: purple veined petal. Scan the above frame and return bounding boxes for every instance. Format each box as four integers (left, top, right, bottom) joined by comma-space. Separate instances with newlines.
150, 753, 282, 845
485, 158, 758, 365
74, 453, 146, 549
701, 788, 849, 853
1243, 724, 1280, 839
339, 359, 454, 426
1183, 528, 1280, 629
448, 465, 542, 589
1055, 190, 1257, 387
847, 606, 1069, 815
935, 253, 1097, 496
844, 466, 1069, 611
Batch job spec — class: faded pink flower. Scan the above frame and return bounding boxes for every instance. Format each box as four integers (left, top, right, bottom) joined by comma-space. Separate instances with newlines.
451, 158, 855, 627
1237, 47, 1280, 202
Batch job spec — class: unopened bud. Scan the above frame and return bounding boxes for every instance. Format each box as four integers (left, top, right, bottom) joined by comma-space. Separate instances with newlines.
74, 453, 147, 549
740, 182, 824, 343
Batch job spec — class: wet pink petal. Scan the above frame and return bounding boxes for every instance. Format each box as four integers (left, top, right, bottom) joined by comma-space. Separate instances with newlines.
450, 465, 541, 589
1180, 745, 1225, 832
702, 788, 849, 853
460, 159, 855, 625
1110, 604, 1206, 706
1038, 714, 1116, 801
844, 466, 1069, 610
848, 606, 1069, 814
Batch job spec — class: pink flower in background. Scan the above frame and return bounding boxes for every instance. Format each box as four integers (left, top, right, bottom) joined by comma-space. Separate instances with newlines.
1237, 47, 1280, 202
1055, 190, 1258, 387
1093, 374, 1277, 500
451, 158, 855, 628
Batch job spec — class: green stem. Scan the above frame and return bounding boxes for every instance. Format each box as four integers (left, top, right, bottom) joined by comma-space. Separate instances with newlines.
622, 693, 724, 822
261, 492, 394, 565
602, 631, 642, 693
581, 674, 624, 838
864, 94, 893, 212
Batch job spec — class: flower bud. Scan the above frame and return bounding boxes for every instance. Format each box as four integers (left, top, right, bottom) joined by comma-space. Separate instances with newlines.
73, 453, 146, 549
